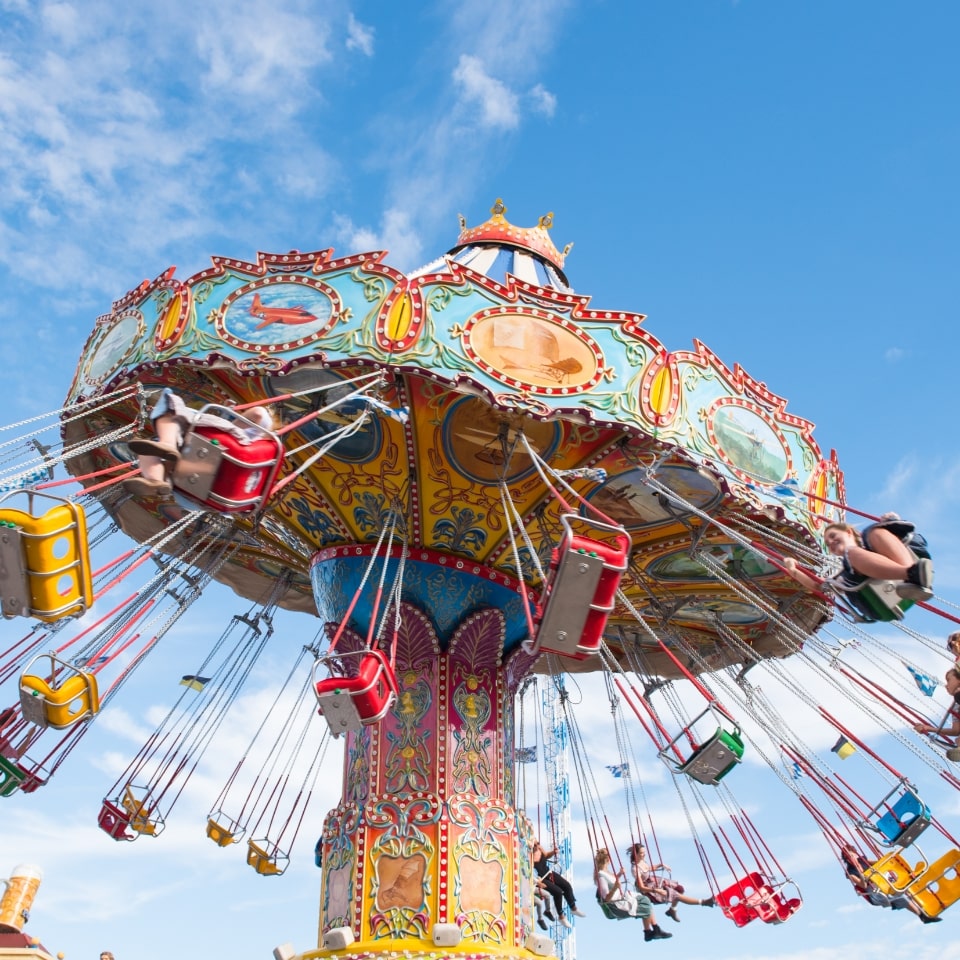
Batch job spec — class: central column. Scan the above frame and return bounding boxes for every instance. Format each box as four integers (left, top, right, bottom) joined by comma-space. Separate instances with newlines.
311, 548, 543, 958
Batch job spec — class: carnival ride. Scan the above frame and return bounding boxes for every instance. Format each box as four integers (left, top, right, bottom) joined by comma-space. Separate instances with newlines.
0, 200, 958, 959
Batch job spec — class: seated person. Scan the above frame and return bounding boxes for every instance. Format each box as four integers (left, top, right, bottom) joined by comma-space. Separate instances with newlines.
533, 840, 586, 929
594, 847, 672, 941
914, 668, 960, 755
627, 841, 714, 922
125, 388, 276, 497
783, 515, 932, 602
839, 844, 940, 923
948, 632, 960, 665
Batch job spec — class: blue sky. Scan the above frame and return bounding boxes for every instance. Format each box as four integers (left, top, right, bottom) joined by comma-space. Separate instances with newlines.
1, 1, 959, 959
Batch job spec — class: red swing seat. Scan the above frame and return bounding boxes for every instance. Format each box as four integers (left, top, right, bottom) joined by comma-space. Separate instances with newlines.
171, 405, 284, 514
531, 514, 630, 659
98, 799, 134, 841
715, 872, 801, 926
314, 648, 398, 736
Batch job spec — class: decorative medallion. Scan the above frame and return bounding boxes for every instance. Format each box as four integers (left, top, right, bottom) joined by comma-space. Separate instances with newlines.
81, 311, 144, 387
650, 543, 778, 581
442, 397, 560, 484
705, 398, 790, 483
152, 284, 190, 352
217, 277, 340, 351
460, 306, 602, 394
267, 368, 381, 463
587, 465, 722, 529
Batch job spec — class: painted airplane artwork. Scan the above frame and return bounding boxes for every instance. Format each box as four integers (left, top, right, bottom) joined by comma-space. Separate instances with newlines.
221, 282, 335, 346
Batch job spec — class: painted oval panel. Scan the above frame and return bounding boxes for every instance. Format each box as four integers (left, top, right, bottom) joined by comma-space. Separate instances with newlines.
707, 400, 789, 483
266, 367, 381, 464
83, 312, 143, 385
650, 543, 778, 581
586, 465, 722, 529
443, 396, 560, 484
463, 308, 601, 393
671, 597, 766, 626
219, 279, 337, 350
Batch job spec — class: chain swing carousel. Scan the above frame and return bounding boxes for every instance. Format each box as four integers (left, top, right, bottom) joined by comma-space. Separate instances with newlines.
5, 199, 956, 960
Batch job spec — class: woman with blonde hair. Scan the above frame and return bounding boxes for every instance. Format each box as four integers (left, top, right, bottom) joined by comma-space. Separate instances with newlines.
594, 847, 671, 941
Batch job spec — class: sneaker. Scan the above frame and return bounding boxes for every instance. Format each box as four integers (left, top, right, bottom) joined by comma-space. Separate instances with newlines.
919, 913, 943, 924
123, 477, 173, 497
559, 916, 571, 929
666, 906, 680, 922
896, 559, 934, 601
650, 926, 673, 940
537, 918, 548, 931
946, 747, 960, 763
543, 908, 555, 922
701, 896, 715, 908
572, 907, 586, 917
128, 438, 181, 462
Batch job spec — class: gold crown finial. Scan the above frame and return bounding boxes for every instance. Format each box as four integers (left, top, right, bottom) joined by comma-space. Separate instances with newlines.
491, 198, 506, 217
538, 212, 554, 230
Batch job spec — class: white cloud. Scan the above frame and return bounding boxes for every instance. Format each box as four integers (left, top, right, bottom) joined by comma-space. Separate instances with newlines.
885, 347, 906, 362
195, 5, 332, 98
332, 207, 423, 270
345, 13, 374, 56
529, 82, 557, 117
452, 54, 520, 130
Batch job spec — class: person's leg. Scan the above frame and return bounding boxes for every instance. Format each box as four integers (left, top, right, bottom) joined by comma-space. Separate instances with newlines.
553, 873, 583, 914
543, 877, 564, 918
125, 414, 185, 496
851, 529, 933, 598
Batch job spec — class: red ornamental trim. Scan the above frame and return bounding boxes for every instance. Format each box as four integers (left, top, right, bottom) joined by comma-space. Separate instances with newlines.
151, 281, 191, 352
460, 305, 605, 395
375, 280, 426, 352
214, 276, 342, 352
704, 397, 794, 483
639, 350, 681, 426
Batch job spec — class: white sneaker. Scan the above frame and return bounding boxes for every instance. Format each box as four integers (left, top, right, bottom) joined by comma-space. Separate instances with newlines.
559, 916, 572, 928
572, 908, 586, 917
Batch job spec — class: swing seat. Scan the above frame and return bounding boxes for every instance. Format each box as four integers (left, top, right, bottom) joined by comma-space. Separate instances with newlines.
678, 727, 745, 784
206, 813, 242, 847
0, 755, 26, 798
98, 799, 134, 841
659, 704, 745, 785
0, 494, 92, 623
532, 514, 630, 659
314, 648, 398, 736
246, 838, 288, 876
19, 660, 100, 730
715, 872, 800, 926
172, 408, 284, 515
870, 789, 931, 847
900, 848, 960, 918
835, 578, 914, 623
596, 893, 633, 920
866, 851, 925, 894
121, 785, 162, 837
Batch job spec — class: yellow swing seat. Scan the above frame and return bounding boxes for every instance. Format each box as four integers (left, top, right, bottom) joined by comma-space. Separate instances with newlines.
19, 655, 100, 729
246, 838, 289, 876
121, 785, 163, 837
206, 811, 243, 847
905, 849, 960, 918
0, 491, 93, 623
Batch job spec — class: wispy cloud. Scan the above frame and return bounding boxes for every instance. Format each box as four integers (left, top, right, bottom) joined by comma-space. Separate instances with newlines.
529, 82, 558, 118
453, 54, 520, 130
345, 12, 374, 56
